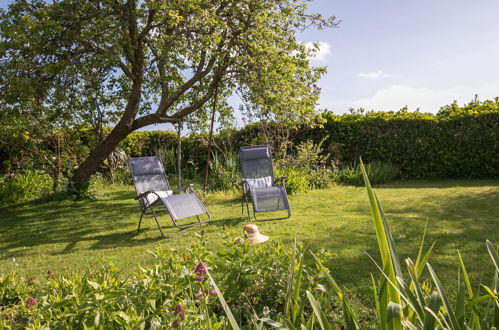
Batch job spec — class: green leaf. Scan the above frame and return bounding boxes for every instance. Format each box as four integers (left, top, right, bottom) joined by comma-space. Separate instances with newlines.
456, 250, 473, 299
206, 270, 241, 330
306, 290, 331, 330
427, 263, 461, 329
259, 318, 289, 329
386, 302, 402, 330
486, 240, 499, 273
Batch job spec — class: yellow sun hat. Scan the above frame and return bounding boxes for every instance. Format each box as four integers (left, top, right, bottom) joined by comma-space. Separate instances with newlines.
243, 224, 269, 244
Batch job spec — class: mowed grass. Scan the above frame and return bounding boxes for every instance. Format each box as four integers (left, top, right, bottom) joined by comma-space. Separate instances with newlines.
0, 179, 498, 298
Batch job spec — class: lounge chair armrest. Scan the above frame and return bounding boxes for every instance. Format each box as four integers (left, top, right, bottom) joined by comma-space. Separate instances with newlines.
274, 176, 287, 185
135, 190, 156, 200
173, 184, 194, 194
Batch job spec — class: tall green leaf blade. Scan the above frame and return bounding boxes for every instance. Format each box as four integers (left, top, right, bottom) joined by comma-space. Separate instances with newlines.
386, 302, 402, 330
486, 240, 499, 273
423, 291, 442, 330
416, 242, 436, 279
427, 263, 461, 330
311, 252, 360, 329
259, 318, 289, 329
306, 290, 331, 330
457, 250, 473, 299
360, 159, 401, 309
206, 270, 241, 330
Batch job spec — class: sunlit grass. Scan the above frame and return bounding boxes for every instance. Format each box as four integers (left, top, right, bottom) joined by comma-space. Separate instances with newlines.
0, 179, 497, 301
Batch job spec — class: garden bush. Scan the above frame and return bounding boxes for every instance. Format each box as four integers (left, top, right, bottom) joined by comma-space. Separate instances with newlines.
1, 98, 497, 198
0, 171, 52, 204
332, 160, 399, 186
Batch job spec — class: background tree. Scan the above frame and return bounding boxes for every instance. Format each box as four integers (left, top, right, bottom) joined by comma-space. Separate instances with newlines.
0, 0, 337, 194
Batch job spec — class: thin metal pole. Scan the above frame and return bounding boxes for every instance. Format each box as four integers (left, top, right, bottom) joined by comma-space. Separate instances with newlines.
176, 122, 182, 189
203, 93, 217, 194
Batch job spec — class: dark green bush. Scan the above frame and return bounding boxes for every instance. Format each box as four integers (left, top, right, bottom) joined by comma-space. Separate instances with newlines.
333, 161, 399, 186
0, 171, 52, 204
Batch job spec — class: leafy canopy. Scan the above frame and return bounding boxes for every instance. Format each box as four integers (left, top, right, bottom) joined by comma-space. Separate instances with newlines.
0, 0, 338, 128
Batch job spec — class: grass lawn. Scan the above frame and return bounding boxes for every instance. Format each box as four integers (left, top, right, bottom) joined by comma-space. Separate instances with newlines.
1, 179, 498, 299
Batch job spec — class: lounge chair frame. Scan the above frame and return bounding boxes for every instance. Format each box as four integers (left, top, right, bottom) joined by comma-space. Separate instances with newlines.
129, 156, 211, 237
239, 145, 291, 222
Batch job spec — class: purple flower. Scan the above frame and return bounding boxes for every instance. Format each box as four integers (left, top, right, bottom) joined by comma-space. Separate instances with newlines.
194, 262, 207, 276
174, 303, 185, 319
47, 270, 54, 277
195, 292, 203, 299
172, 320, 180, 326
25, 297, 37, 308
195, 275, 204, 282
210, 289, 217, 296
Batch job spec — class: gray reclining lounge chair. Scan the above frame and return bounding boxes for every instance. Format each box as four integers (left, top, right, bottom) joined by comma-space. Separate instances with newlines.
128, 156, 210, 237
239, 145, 291, 221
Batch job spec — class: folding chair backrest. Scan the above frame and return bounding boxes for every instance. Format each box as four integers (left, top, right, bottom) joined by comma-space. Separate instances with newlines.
128, 157, 171, 206
239, 145, 274, 182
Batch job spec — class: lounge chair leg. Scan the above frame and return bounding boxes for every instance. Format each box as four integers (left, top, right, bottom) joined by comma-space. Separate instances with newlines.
150, 207, 165, 238
244, 195, 251, 221
138, 210, 145, 233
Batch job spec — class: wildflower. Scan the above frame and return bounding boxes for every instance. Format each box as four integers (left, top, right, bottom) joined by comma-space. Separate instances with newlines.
47, 270, 55, 277
210, 289, 217, 296
25, 297, 37, 308
194, 262, 207, 276
172, 320, 180, 326
200, 229, 206, 235
195, 292, 203, 299
174, 303, 185, 319
195, 275, 204, 282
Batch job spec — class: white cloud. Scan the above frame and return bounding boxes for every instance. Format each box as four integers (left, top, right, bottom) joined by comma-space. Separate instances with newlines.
305, 41, 332, 62
357, 70, 390, 80
351, 82, 499, 113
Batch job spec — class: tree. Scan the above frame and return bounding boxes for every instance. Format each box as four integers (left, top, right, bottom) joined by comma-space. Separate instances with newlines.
0, 0, 337, 193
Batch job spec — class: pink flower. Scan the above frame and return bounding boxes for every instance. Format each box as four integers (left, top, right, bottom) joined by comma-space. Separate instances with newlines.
210, 289, 217, 296
25, 297, 37, 308
174, 303, 185, 319
194, 262, 207, 276
195, 292, 203, 299
195, 275, 204, 281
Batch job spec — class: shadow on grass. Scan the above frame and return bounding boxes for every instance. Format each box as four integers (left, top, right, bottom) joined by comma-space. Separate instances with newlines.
0, 180, 497, 289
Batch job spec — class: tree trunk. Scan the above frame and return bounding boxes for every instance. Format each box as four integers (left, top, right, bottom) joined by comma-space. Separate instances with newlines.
71, 121, 133, 191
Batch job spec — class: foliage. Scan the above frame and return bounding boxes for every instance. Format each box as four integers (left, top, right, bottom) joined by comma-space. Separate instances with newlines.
275, 166, 310, 195
274, 137, 333, 194
0, 171, 52, 204
332, 161, 399, 186
209, 152, 241, 191
0, 235, 367, 329
359, 160, 499, 329
0, 0, 337, 188
312, 98, 499, 179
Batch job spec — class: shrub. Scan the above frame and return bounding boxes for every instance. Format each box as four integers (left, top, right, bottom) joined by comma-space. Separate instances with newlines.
0, 171, 52, 204
208, 152, 241, 191
274, 166, 310, 194
333, 161, 399, 186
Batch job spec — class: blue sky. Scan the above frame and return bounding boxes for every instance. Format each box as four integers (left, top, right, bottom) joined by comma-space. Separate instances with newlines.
302, 0, 499, 114
2, 0, 498, 130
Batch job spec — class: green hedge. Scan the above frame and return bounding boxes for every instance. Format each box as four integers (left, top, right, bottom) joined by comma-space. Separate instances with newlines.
116, 100, 499, 179
2, 100, 498, 180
